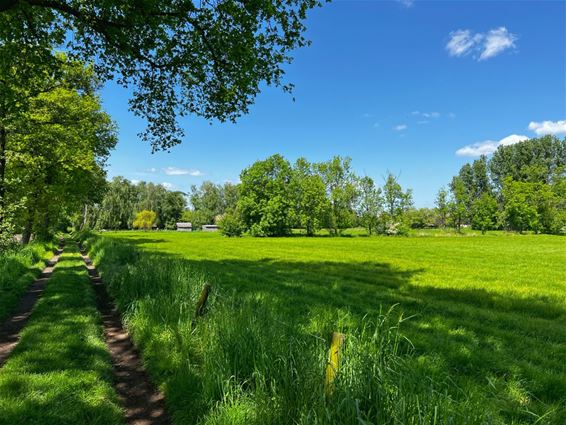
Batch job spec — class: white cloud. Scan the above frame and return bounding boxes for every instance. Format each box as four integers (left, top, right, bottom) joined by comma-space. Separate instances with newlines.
161, 182, 175, 190
479, 27, 517, 60
412, 111, 440, 119
528, 120, 566, 136
456, 134, 528, 157
147, 167, 157, 173
446, 30, 481, 57
394, 124, 407, 131
397, 0, 414, 7
163, 167, 204, 176
163, 167, 189, 175
130, 179, 140, 185
446, 27, 517, 61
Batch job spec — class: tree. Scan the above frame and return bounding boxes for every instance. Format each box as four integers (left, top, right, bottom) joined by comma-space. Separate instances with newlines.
471, 193, 498, 234
501, 178, 539, 233
292, 158, 329, 236
4, 57, 116, 242
0, 50, 101, 235
190, 181, 224, 225
490, 136, 566, 189
435, 187, 449, 228
160, 191, 186, 229
356, 176, 382, 235
95, 178, 140, 230
448, 176, 469, 232
382, 173, 412, 219
238, 154, 294, 236
0, 43, 60, 226
471, 155, 492, 198
136, 182, 186, 228
443, 136, 565, 235
188, 181, 240, 228
455, 155, 492, 213
222, 182, 240, 213
133, 210, 157, 230
315, 156, 359, 235
1, 0, 320, 151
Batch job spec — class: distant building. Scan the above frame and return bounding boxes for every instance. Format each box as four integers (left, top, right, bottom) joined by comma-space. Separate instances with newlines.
201, 224, 219, 232
176, 222, 192, 232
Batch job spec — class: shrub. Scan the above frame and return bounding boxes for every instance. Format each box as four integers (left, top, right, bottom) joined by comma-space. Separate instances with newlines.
132, 210, 157, 230
218, 212, 244, 237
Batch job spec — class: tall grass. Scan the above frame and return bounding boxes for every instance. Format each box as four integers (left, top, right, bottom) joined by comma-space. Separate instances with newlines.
85, 235, 498, 424
0, 240, 56, 321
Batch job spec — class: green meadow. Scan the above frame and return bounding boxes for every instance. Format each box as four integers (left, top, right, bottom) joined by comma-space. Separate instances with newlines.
85, 230, 566, 424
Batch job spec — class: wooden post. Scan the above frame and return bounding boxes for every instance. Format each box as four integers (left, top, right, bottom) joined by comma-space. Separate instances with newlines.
325, 332, 345, 395
194, 284, 211, 318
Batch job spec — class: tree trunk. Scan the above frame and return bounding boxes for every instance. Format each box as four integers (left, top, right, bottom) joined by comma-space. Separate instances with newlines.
21, 217, 33, 245
81, 203, 88, 230
0, 126, 6, 226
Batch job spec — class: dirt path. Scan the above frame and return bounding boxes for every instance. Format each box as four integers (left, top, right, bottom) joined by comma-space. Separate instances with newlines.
0, 241, 64, 367
80, 247, 170, 425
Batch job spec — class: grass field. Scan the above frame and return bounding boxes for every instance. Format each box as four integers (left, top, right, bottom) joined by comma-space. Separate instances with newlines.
85, 230, 566, 424
0, 246, 123, 425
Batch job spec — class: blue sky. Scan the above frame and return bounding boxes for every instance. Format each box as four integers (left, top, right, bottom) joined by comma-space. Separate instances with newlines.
102, 0, 566, 207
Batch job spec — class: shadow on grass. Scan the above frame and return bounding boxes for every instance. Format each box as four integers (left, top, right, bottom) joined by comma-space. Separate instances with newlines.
158, 254, 566, 405
0, 257, 122, 425
93, 235, 566, 420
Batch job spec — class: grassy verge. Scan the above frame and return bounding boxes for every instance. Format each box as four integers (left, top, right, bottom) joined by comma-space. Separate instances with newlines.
0, 241, 57, 322
0, 245, 123, 425
84, 235, 510, 424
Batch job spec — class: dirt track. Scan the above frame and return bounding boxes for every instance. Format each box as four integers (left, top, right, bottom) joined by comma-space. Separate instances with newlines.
81, 247, 170, 425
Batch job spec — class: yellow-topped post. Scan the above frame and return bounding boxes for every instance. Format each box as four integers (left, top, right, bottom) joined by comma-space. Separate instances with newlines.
325, 332, 345, 395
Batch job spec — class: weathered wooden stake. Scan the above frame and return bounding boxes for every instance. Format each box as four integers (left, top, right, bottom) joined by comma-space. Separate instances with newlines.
325, 331, 345, 395
194, 283, 211, 318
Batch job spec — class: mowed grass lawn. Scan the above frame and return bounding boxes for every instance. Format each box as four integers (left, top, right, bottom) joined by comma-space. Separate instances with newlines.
102, 230, 566, 420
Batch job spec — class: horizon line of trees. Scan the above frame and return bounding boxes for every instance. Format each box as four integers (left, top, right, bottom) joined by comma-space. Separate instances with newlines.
65, 134, 566, 238
439, 135, 565, 234
84, 178, 186, 231
4, 135, 564, 246
220, 155, 414, 237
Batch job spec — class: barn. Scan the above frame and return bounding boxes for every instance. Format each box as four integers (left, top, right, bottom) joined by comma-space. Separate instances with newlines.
176, 222, 192, 232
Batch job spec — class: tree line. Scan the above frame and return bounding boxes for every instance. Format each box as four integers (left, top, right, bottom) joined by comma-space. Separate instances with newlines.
184, 155, 413, 237
84, 178, 186, 230
439, 135, 565, 234
0, 54, 116, 249
86, 135, 565, 238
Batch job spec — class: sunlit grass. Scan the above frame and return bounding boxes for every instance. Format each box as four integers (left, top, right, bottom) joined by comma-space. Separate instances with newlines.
87, 230, 566, 424
0, 245, 123, 425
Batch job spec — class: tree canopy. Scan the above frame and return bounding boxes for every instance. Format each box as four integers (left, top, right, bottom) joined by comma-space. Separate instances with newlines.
1, 0, 320, 151
1, 54, 116, 244
446, 135, 566, 234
